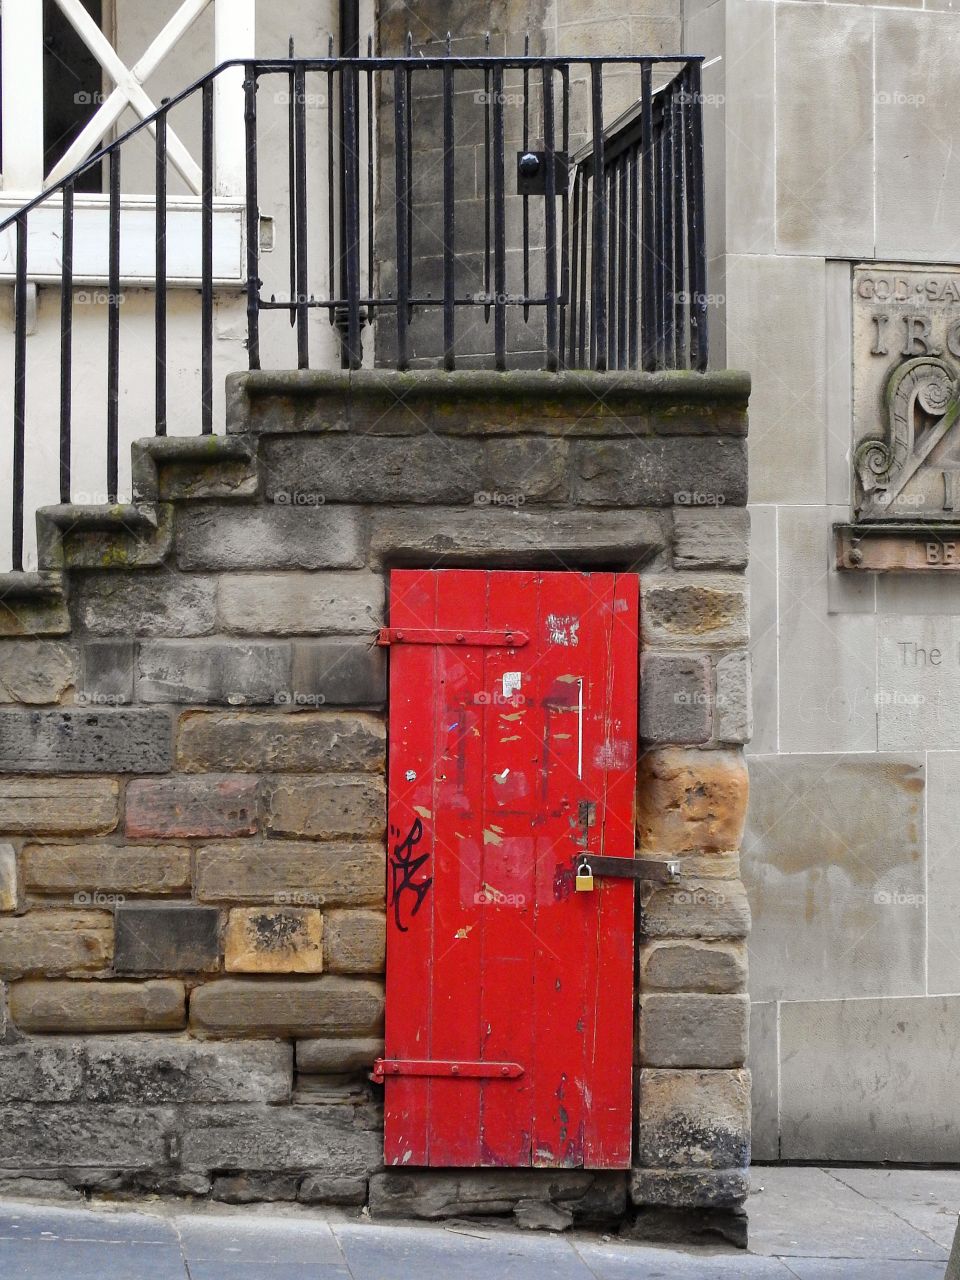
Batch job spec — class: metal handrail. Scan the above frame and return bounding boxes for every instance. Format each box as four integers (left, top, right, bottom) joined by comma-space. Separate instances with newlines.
1, 49, 708, 571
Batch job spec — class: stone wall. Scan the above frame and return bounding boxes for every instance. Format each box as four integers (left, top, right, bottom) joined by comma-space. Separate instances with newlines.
0, 369, 750, 1239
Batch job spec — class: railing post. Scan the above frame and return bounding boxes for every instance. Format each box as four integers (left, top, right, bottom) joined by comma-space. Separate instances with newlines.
214, 0, 256, 196
1, 0, 45, 191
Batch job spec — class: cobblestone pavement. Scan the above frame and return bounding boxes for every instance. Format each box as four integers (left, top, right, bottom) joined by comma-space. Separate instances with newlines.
0, 1167, 957, 1278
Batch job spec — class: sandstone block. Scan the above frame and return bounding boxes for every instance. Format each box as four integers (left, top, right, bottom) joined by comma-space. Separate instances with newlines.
639, 940, 747, 994
179, 1102, 382, 1175
639, 994, 750, 1068
297, 1036, 384, 1075
573, 438, 747, 508
636, 748, 749, 852
641, 575, 748, 649
323, 910, 386, 974
225, 907, 323, 973
137, 640, 291, 705
114, 904, 221, 974
79, 640, 134, 706
639, 654, 712, 744
641, 880, 751, 940
0, 708, 172, 773
0, 778, 118, 834
298, 1173, 367, 1204
636, 1068, 751, 1170
368, 1170, 626, 1221
263, 775, 385, 840
629, 1168, 749, 1209
195, 841, 383, 906
0, 641, 78, 704
22, 842, 191, 896
0, 1103, 175, 1169
716, 651, 752, 744
672, 508, 750, 570
189, 976, 384, 1037
291, 639, 386, 707
125, 775, 257, 838
212, 1173, 299, 1203
218, 573, 384, 636
9, 978, 186, 1031
70, 572, 217, 636
176, 710, 385, 773
0, 911, 112, 976
0, 1036, 292, 1103
175, 503, 365, 571
0, 843, 16, 911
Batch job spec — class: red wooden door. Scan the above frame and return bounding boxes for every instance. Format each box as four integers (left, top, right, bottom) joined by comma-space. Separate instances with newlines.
381, 569, 639, 1169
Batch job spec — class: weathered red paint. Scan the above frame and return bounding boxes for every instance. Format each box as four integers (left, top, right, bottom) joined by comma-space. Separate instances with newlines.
383, 569, 639, 1169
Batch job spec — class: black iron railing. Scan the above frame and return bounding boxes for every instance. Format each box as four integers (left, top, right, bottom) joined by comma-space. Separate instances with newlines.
0, 49, 708, 571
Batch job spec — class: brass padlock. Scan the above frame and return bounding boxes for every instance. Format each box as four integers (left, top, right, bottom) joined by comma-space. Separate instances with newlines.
575, 860, 594, 892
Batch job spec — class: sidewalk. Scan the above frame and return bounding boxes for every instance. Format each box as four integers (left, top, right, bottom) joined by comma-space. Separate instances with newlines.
0, 1166, 957, 1278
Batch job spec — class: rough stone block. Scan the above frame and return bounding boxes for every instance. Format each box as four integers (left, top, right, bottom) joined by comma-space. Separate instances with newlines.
0, 1036, 292, 1103
641, 575, 749, 649
298, 1173, 367, 1204
22, 842, 191, 897
672, 509, 750, 570
323, 909, 386, 974
0, 641, 78, 704
114, 904, 221, 974
636, 1069, 751, 1169
630, 1168, 749, 1209
367, 507, 669, 570
79, 640, 134, 706
262, 435, 485, 504
0, 843, 16, 911
136, 640, 291, 705
70, 572, 217, 636
715, 651, 752, 744
0, 778, 118, 834
225, 907, 323, 973
125, 776, 257, 839
9, 979, 186, 1031
637, 748, 749, 853
175, 504, 365, 571
0, 911, 113, 976
297, 1037, 384, 1075
263, 775, 385, 839
573, 438, 747, 508
291, 639, 386, 707
639, 654, 712, 744
189, 976, 384, 1037
211, 1173, 299, 1203
639, 994, 750, 1068
218, 573, 384, 636
641, 880, 751, 941
176, 710, 385, 773
195, 841, 384, 905
0, 708, 172, 773
639, 941, 747, 994
179, 1102, 382, 1175
367, 1170, 627, 1221
0, 1103, 175, 1169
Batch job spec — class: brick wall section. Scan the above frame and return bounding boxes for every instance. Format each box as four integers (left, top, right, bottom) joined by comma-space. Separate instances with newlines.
0, 369, 750, 1232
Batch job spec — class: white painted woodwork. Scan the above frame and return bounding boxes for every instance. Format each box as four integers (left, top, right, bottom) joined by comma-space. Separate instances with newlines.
0, 0, 46, 191
214, 0, 256, 196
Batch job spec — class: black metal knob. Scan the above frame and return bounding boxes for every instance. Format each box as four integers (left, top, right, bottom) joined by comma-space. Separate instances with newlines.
518, 152, 541, 177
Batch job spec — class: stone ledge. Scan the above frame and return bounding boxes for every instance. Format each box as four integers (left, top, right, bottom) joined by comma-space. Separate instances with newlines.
131, 435, 259, 503
226, 369, 750, 437
36, 505, 171, 572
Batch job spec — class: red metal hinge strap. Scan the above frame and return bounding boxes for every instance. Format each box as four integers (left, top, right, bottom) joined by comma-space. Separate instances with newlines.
371, 1058, 524, 1083
376, 627, 528, 647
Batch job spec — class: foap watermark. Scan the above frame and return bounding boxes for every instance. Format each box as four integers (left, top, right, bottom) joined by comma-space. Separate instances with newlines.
876, 90, 925, 107
274, 691, 327, 707
874, 889, 925, 908
673, 887, 726, 908
474, 490, 526, 509
76, 690, 128, 707
474, 888, 526, 907
674, 490, 726, 507
275, 890, 326, 907
473, 690, 526, 707
274, 89, 327, 107
274, 490, 325, 506
73, 890, 125, 906
76, 290, 126, 306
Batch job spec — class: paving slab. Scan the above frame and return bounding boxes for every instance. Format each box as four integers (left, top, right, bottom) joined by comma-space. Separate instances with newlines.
825, 1166, 960, 1251
187, 1265, 352, 1280
0, 1199, 178, 1245
781, 1261, 947, 1280
0, 1237, 188, 1279
174, 1212, 343, 1265
574, 1239, 793, 1277
749, 1168, 949, 1262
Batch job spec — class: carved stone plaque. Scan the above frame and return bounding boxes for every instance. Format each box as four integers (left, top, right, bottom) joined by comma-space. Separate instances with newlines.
853, 264, 960, 521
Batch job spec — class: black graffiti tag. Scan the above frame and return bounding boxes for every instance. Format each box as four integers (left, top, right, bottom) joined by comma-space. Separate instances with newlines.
389, 817, 433, 933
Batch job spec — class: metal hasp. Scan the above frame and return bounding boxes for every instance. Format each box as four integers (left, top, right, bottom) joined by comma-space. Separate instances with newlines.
372, 1058, 524, 1082
574, 855, 681, 885
377, 627, 529, 647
